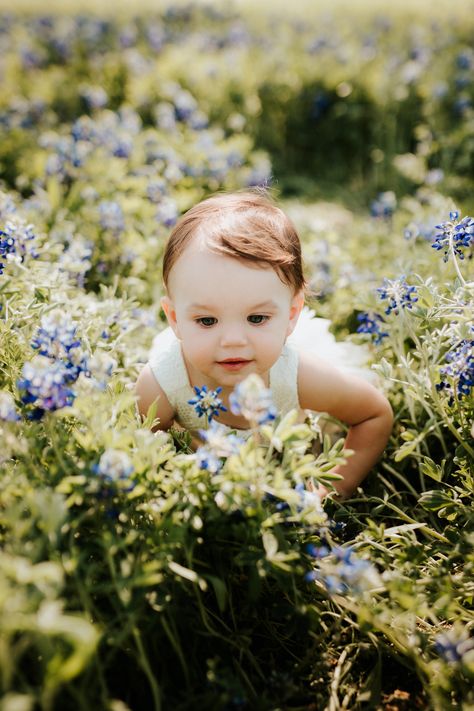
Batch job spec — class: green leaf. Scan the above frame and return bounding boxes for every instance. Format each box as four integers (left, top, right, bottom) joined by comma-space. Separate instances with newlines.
207, 576, 228, 613
168, 561, 198, 583
262, 531, 278, 558
419, 457, 443, 482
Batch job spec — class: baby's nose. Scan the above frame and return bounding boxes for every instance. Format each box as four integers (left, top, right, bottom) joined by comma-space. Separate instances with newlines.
219, 324, 248, 347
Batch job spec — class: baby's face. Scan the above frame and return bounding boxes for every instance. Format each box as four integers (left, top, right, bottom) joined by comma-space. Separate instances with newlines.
162, 241, 303, 392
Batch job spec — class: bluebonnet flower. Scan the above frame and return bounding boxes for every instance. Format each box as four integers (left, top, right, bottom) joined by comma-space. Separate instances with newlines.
294, 482, 323, 512
79, 84, 108, 110
99, 201, 125, 235
370, 191, 396, 219
17, 357, 77, 415
434, 627, 474, 664
94, 448, 134, 484
31, 310, 81, 361
357, 312, 388, 344
155, 198, 178, 228
173, 89, 198, 122
432, 212, 474, 262
0, 391, 20, 422
195, 422, 244, 474
0, 219, 37, 275
198, 420, 244, 458
85, 351, 117, 390
58, 236, 93, 287
403, 221, 437, 243
146, 179, 168, 203
306, 544, 381, 594
188, 385, 227, 423
437, 338, 474, 400
229, 374, 277, 425
306, 544, 330, 559
377, 276, 418, 315
195, 446, 224, 474
456, 50, 472, 71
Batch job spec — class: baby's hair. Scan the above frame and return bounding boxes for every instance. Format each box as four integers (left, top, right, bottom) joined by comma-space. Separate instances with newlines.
162, 190, 307, 294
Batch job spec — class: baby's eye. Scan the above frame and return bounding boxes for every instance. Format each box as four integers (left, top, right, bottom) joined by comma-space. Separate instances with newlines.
196, 317, 217, 327
247, 314, 269, 325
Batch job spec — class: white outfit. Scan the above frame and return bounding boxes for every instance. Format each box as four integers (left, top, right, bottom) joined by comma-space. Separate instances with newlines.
148, 307, 374, 435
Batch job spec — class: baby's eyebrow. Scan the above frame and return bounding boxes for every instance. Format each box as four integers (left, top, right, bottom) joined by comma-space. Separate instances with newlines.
186, 303, 215, 312
186, 300, 279, 312
248, 300, 279, 310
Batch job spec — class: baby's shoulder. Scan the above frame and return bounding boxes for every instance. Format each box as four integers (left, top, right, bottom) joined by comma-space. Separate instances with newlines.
297, 349, 362, 411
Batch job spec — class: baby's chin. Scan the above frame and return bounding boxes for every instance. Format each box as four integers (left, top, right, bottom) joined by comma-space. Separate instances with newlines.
214, 363, 271, 389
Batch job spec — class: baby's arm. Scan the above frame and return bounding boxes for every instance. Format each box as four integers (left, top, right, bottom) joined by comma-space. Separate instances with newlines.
135, 364, 175, 431
298, 351, 393, 499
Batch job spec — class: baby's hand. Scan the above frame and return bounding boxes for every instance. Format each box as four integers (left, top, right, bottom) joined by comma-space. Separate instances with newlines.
308, 478, 347, 502
308, 478, 330, 501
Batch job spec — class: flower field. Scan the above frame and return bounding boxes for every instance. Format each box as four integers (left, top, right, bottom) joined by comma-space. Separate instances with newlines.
0, 1, 473, 709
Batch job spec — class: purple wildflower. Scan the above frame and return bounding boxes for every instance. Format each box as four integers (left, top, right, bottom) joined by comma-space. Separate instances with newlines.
434, 627, 474, 664
188, 385, 227, 424
229, 374, 277, 425
377, 276, 418, 315
17, 357, 77, 416
437, 338, 474, 400
356, 312, 388, 344
99, 201, 125, 235
432, 212, 474, 262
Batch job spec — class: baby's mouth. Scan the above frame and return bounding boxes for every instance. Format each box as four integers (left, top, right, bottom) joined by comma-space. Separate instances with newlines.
217, 358, 252, 370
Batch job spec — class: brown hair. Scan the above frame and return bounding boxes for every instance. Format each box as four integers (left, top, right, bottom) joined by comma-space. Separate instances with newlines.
162, 191, 306, 294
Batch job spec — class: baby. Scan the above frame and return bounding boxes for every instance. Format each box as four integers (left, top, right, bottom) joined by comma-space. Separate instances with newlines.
135, 191, 393, 498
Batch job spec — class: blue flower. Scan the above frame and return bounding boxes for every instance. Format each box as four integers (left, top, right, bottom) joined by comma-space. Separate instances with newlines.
155, 198, 178, 228
31, 310, 81, 360
94, 448, 134, 484
434, 628, 474, 664
198, 420, 244, 457
30, 310, 88, 382
356, 312, 388, 344
195, 446, 223, 473
432, 213, 474, 262
146, 179, 168, 203
17, 357, 77, 416
437, 338, 474, 400
456, 51, 472, 71
376, 276, 418, 315
306, 544, 330, 559
370, 191, 396, 219
99, 201, 125, 235
0, 220, 37, 275
188, 385, 227, 423
306, 544, 381, 595
194, 421, 244, 474
229, 374, 277, 425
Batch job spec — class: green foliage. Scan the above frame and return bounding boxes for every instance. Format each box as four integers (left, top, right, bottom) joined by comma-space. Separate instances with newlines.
0, 2, 473, 710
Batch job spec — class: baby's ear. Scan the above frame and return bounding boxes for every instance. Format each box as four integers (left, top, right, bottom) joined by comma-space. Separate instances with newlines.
161, 296, 180, 338
286, 290, 304, 337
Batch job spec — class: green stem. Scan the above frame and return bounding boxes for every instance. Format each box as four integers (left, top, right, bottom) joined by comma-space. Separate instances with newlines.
132, 626, 161, 711
372, 498, 449, 543
449, 230, 466, 287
